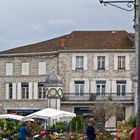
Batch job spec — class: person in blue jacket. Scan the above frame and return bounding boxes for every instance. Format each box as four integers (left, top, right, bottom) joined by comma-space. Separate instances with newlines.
86, 118, 96, 140
19, 122, 28, 140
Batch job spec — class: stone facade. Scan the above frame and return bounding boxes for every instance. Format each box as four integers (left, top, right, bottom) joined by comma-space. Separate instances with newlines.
0, 50, 136, 128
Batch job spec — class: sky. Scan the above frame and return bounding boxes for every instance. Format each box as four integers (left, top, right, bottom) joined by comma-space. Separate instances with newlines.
0, 0, 134, 51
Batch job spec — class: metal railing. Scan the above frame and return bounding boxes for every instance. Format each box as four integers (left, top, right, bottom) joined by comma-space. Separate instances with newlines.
61, 93, 134, 102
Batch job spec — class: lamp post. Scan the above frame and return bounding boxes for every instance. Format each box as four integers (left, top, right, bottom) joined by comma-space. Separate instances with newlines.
99, 0, 140, 139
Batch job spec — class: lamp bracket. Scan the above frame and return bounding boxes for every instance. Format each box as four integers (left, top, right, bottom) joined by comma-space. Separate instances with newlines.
99, 0, 135, 11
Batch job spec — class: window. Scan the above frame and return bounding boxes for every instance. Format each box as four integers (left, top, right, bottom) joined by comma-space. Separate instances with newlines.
22, 63, 29, 75
96, 80, 106, 96
116, 107, 125, 122
76, 56, 84, 70
38, 62, 46, 75
116, 81, 126, 96
6, 63, 13, 76
97, 56, 105, 70
9, 83, 12, 99
75, 81, 84, 96
118, 56, 125, 70
21, 83, 29, 99
38, 82, 45, 99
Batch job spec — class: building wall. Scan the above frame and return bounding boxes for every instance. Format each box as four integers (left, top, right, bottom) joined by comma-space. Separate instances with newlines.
0, 54, 58, 110
0, 51, 136, 127
59, 52, 135, 93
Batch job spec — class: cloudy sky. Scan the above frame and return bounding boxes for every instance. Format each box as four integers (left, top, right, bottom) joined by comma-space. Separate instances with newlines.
0, 0, 134, 51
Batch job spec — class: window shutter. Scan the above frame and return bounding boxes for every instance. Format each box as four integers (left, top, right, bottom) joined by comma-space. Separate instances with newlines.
112, 80, 116, 93
22, 63, 29, 75
85, 80, 89, 93
93, 56, 97, 70
72, 55, 76, 70
125, 55, 130, 70
5, 83, 9, 99
26, 63, 29, 75
17, 83, 21, 100
105, 56, 109, 70
38, 62, 46, 75
69, 80, 74, 93
34, 82, 38, 99
29, 83, 33, 99
106, 80, 110, 94
6, 63, 13, 76
84, 55, 87, 70
114, 56, 118, 70
91, 80, 96, 93
12, 83, 16, 99
127, 80, 132, 93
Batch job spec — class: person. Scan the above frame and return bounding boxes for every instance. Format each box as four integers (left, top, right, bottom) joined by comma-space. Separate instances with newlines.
86, 118, 96, 140
129, 127, 140, 140
19, 122, 29, 140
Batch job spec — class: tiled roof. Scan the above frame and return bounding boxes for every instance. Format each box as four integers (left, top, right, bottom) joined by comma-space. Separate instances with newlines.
0, 30, 135, 54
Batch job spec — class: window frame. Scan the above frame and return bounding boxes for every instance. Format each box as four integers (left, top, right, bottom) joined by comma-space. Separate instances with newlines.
21, 82, 29, 99
116, 81, 126, 96
76, 56, 84, 70
118, 56, 125, 70
96, 80, 106, 96
75, 81, 84, 96
9, 83, 13, 99
38, 82, 46, 99
97, 56, 105, 70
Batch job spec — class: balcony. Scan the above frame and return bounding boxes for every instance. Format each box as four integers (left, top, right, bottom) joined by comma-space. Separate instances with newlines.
61, 93, 134, 102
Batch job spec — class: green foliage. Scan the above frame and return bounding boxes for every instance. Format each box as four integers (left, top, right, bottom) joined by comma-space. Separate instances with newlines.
127, 115, 136, 128
55, 121, 67, 133
69, 115, 83, 132
116, 116, 136, 140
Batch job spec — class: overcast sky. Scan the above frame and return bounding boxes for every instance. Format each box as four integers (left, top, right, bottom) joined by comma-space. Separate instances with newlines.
0, 0, 134, 51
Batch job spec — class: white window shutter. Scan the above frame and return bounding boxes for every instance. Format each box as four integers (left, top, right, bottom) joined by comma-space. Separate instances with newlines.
112, 80, 116, 93
69, 80, 74, 93
93, 56, 97, 70
6, 63, 13, 76
84, 55, 87, 70
84, 80, 89, 93
22, 63, 25, 75
34, 82, 38, 99
17, 83, 21, 100
38, 62, 46, 75
91, 80, 96, 93
5, 83, 9, 99
72, 55, 76, 70
114, 56, 118, 70
12, 83, 16, 99
127, 80, 132, 93
125, 55, 130, 70
26, 63, 29, 75
105, 56, 109, 70
22, 63, 29, 75
29, 83, 33, 99
106, 80, 110, 94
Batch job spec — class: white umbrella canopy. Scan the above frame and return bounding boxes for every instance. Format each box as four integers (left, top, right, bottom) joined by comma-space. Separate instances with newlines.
0, 114, 24, 121
23, 108, 76, 121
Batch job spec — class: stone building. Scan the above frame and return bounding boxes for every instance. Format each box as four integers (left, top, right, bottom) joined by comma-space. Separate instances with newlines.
0, 30, 135, 128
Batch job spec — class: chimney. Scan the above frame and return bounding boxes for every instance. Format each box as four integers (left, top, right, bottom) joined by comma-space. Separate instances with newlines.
60, 38, 65, 48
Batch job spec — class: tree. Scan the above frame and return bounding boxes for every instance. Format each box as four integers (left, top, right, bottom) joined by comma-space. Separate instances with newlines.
89, 102, 124, 126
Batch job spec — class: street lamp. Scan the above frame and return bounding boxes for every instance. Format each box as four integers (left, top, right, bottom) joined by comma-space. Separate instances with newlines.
99, 0, 140, 140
